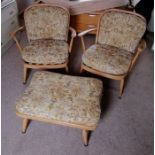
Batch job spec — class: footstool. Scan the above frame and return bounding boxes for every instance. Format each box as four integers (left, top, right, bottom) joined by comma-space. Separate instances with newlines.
16, 71, 103, 146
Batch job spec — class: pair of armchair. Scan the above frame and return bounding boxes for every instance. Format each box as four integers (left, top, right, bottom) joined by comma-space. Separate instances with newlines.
11, 4, 146, 97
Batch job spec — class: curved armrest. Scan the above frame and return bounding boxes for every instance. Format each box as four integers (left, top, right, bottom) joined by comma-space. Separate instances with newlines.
130, 39, 146, 72
137, 39, 146, 53
11, 26, 25, 36
78, 28, 97, 37
10, 26, 25, 53
69, 27, 76, 38
78, 28, 97, 52
69, 27, 76, 53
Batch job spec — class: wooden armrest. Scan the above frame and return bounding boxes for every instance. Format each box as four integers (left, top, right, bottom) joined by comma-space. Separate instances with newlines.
10, 26, 25, 36
129, 39, 147, 72
10, 26, 25, 53
69, 27, 76, 53
69, 27, 76, 38
78, 28, 96, 52
78, 28, 97, 37
137, 39, 146, 53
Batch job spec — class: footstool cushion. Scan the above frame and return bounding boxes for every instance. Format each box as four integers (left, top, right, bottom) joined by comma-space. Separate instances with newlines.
16, 71, 103, 129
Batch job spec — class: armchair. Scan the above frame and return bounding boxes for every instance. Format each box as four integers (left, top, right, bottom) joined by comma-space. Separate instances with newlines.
78, 9, 146, 97
11, 4, 76, 83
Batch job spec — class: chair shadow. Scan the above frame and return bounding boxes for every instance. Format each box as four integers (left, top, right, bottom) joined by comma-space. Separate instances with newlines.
100, 78, 113, 119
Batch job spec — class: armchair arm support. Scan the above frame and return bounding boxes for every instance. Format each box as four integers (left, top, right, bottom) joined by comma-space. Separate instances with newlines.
137, 39, 146, 53
129, 39, 146, 72
78, 28, 97, 37
69, 27, 76, 53
78, 28, 97, 52
10, 26, 25, 53
69, 27, 76, 38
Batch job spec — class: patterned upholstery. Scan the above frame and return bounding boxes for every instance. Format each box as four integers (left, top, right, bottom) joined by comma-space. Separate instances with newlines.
97, 10, 146, 52
24, 5, 70, 41
22, 39, 68, 64
82, 44, 133, 75
16, 71, 103, 127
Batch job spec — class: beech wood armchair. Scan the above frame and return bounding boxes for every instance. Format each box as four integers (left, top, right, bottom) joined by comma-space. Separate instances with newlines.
78, 9, 146, 97
11, 4, 76, 83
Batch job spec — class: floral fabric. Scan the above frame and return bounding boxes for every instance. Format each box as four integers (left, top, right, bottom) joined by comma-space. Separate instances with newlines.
22, 39, 68, 65
24, 5, 70, 41
16, 71, 103, 127
97, 11, 146, 52
82, 44, 133, 75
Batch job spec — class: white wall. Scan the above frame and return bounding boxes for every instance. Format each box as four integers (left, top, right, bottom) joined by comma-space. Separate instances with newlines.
148, 9, 154, 32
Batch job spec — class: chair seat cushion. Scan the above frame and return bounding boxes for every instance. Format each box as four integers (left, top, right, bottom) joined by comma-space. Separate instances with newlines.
82, 44, 133, 75
16, 71, 103, 127
22, 40, 69, 65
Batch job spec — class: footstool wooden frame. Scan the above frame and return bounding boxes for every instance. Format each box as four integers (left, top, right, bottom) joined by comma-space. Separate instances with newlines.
16, 71, 103, 146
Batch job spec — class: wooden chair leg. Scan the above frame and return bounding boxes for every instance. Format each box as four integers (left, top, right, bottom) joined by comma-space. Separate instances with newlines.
22, 118, 30, 134
82, 130, 89, 146
119, 78, 125, 98
80, 36, 86, 52
23, 65, 28, 84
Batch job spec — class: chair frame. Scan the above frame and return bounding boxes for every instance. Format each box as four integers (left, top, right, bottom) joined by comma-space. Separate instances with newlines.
78, 9, 146, 97
11, 4, 76, 83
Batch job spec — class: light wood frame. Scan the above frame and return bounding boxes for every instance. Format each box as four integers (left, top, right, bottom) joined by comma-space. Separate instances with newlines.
11, 4, 76, 83
16, 110, 97, 146
78, 9, 146, 97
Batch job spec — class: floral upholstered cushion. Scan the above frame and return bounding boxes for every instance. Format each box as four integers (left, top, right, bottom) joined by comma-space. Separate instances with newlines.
82, 44, 133, 75
16, 71, 103, 127
24, 5, 70, 41
97, 10, 146, 52
22, 39, 68, 65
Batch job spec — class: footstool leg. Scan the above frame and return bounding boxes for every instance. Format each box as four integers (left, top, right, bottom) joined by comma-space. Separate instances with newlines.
82, 130, 89, 146
23, 65, 28, 84
119, 78, 125, 98
22, 118, 29, 134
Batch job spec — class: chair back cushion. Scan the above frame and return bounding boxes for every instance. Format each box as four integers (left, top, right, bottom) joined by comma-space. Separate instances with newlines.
24, 4, 70, 41
96, 9, 146, 52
